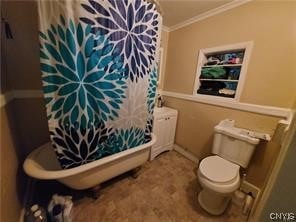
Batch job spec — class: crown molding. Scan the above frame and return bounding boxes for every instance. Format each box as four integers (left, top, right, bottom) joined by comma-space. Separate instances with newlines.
162, 25, 170, 32
168, 0, 252, 32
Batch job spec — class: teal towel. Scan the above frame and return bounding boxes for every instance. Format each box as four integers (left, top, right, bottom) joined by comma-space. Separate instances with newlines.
201, 67, 226, 79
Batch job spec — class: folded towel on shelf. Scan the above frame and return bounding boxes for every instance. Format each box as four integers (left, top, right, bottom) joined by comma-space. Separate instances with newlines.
219, 88, 236, 95
201, 67, 226, 79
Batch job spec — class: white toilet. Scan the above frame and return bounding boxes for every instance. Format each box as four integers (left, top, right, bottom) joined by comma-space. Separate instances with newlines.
197, 119, 260, 215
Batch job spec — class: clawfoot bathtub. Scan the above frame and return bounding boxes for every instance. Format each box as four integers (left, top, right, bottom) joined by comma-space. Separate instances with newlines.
23, 134, 156, 190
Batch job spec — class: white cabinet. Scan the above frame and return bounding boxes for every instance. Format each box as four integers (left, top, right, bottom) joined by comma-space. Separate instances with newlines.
150, 107, 178, 160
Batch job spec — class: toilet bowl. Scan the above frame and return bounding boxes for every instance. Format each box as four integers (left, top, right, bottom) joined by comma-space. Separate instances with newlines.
197, 155, 240, 215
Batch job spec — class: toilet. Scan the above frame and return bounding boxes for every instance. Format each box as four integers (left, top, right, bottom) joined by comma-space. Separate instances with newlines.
197, 119, 260, 215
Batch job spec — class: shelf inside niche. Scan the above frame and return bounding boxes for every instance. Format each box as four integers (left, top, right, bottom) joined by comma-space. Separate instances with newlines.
199, 79, 239, 82
197, 88, 236, 98
202, 64, 242, 68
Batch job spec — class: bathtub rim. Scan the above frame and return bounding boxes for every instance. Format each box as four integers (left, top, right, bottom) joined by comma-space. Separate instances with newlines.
23, 133, 156, 180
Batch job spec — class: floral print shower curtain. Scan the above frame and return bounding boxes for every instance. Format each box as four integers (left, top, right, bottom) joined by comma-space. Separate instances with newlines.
38, 0, 161, 169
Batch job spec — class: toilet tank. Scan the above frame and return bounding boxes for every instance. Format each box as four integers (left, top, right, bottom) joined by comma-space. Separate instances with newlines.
212, 119, 260, 168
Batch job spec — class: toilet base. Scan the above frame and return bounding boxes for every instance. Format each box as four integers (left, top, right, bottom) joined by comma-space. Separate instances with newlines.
198, 189, 231, 215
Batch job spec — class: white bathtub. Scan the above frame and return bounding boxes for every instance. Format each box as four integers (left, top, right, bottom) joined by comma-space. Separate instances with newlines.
23, 134, 156, 190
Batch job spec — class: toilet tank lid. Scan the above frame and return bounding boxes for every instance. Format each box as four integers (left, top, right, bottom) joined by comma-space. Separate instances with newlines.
200, 156, 240, 183
214, 125, 259, 145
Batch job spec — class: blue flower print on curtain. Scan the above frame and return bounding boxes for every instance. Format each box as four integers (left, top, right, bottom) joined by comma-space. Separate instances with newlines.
80, 0, 159, 82
40, 16, 127, 128
144, 68, 157, 142
50, 121, 114, 168
147, 68, 157, 113
101, 127, 145, 156
38, 0, 162, 169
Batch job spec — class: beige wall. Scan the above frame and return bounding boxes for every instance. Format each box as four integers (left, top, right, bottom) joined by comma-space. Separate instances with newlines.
293, 98, 296, 109
1, 3, 22, 220
0, 104, 22, 221
2, 1, 49, 156
165, 97, 282, 187
3, 1, 42, 91
163, 1, 296, 188
164, 1, 296, 108
1, 2, 49, 220
12, 99, 49, 157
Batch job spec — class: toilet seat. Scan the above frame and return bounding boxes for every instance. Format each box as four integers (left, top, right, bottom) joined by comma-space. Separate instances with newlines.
199, 155, 240, 184
197, 155, 241, 194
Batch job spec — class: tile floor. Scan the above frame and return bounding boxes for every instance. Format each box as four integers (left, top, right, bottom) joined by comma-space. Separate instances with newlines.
72, 151, 247, 222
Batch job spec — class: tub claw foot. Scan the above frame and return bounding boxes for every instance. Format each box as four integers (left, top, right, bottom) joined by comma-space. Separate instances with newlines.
131, 167, 141, 179
87, 185, 100, 200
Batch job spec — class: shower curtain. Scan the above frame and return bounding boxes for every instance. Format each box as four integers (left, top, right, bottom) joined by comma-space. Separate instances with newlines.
38, 0, 162, 169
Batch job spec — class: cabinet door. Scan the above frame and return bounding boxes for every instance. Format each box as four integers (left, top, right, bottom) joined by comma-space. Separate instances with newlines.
152, 117, 166, 149
164, 116, 177, 146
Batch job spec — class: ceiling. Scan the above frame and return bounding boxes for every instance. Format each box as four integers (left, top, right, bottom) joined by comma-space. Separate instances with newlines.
158, 0, 233, 28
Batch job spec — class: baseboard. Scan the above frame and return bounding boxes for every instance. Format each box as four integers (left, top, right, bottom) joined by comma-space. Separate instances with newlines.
173, 144, 199, 164
239, 181, 261, 220
241, 181, 260, 199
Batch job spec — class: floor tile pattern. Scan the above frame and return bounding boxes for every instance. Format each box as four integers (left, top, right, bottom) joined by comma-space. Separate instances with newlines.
73, 151, 247, 222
